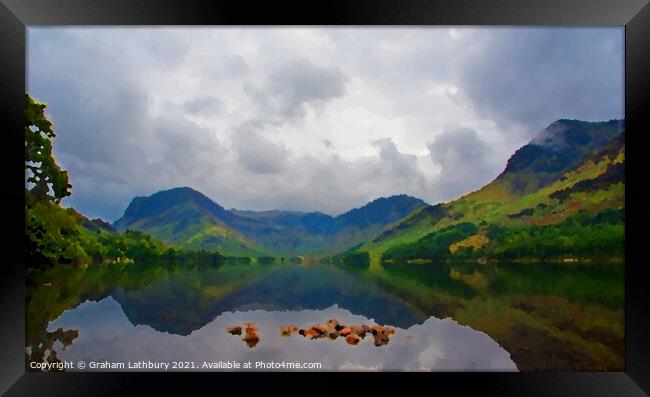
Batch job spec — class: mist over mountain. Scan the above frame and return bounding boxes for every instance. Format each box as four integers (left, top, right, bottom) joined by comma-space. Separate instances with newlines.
495, 119, 623, 194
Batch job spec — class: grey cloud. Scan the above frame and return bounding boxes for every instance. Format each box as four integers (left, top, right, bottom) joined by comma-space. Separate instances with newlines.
201, 54, 250, 80
427, 128, 501, 199
231, 120, 290, 175
456, 28, 624, 135
139, 29, 191, 70
28, 29, 225, 220
27, 27, 623, 222
183, 96, 223, 116
28, 29, 161, 219
373, 138, 422, 180
221, 137, 434, 215
246, 59, 347, 122
322, 29, 453, 95
323, 28, 623, 138
152, 114, 228, 180
226, 59, 348, 178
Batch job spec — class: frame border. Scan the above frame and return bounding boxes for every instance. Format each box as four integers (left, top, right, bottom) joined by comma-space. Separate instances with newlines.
1, 0, 648, 395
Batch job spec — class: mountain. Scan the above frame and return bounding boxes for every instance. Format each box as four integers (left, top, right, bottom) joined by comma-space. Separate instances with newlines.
114, 118, 622, 262
227, 194, 428, 255
358, 119, 624, 264
113, 188, 427, 257
114, 187, 268, 256
496, 119, 623, 195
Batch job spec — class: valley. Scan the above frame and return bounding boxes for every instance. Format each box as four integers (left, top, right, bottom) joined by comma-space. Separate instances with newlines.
108, 119, 625, 266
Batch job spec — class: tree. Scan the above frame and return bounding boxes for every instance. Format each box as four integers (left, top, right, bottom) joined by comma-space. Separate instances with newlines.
25, 94, 71, 203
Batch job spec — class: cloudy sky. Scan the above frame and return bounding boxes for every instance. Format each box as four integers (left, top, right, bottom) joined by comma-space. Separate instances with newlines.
27, 27, 624, 221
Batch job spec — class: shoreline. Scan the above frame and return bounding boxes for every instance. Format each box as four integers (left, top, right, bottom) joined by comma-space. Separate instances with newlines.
380, 257, 624, 266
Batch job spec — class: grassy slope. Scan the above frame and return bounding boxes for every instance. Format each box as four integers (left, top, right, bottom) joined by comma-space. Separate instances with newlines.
116, 200, 269, 257
226, 195, 427, 256
361, 130, 624, 264
116, 192, 426, 258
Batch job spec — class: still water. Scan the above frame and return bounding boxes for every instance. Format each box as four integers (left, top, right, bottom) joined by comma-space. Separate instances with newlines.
26, 262, 624, 371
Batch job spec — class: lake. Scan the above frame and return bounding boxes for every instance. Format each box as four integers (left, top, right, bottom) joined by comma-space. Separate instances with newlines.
26, 262, 624, 371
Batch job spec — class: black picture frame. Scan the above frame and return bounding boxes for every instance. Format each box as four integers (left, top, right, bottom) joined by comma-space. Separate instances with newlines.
1, 0, 648, 395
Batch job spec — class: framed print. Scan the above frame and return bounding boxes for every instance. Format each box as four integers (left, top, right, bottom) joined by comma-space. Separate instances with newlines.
1, 0, 649, 395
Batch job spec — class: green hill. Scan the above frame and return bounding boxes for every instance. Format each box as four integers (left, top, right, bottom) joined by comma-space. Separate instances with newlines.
358, 119, 624, 265
114, 187, 268, 256
113, 188, 427, 257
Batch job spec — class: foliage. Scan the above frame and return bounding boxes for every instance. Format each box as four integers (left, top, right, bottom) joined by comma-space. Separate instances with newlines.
382, 223, 478, 262
382, 209, 623, 263
257, 256, 276, 265
24, 94, 225, 269
483, 209, 624, 261
25, 184, 226, 268
86, 229, 223, 266
328, 251, 370, 267
26, 190, 225, 268
24, 93, 625, 269
224, 257, 252, 265
24, 95, 71, 203
25, 190, 90, 267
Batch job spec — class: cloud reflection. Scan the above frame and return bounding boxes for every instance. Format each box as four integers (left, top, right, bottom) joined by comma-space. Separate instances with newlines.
49, 297, 517, 371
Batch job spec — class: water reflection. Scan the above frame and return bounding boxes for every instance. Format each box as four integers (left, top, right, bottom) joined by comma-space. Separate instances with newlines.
47, 297, 517, 371
108, 265, 428, 335
26, 262, 624, 371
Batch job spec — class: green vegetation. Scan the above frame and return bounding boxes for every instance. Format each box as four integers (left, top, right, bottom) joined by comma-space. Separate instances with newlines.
87, 229, 223, 266
26, 191, 224, 268
26, 261, 275, 369
25, 190, 91, 267
326, 251, 370, 268
320, 243, 370, 267
360, 121, 625, 265
113, 188, 270, 257
363, 262, 624, 371
257, 256, 276, 265
24, 95, 625, 374
24, 95, 224, 269
24, 94, 71, 203
114, 187, 427, 257
223, 256, 252, 265
26, 260, 624, 371
383, 222, 478, 262
24, 94, 625, 269
382, 209, 623, 263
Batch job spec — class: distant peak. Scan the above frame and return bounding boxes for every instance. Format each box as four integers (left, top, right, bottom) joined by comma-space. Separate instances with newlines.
157, 186, 200, 195
530, 122, 572, 148
369, 193, 422, 203
530, 118, 624, 149
142, 186, 218, 203
554, 118, 623, 124
114, 186, 230, 229
342, 195, 424, 212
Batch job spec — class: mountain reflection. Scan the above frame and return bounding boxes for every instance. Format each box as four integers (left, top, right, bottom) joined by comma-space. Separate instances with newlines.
26, 262, 623, 371
48, 297, 517, 371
